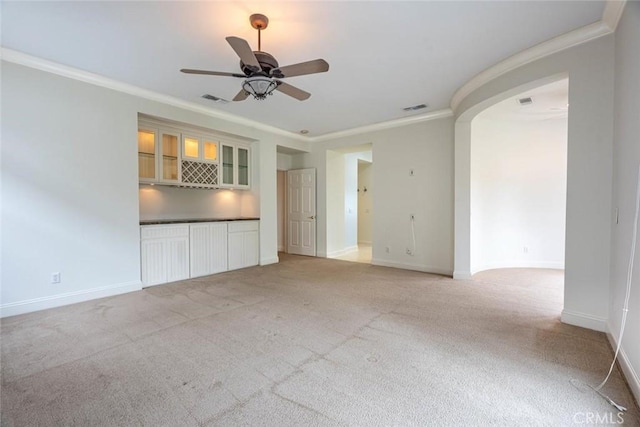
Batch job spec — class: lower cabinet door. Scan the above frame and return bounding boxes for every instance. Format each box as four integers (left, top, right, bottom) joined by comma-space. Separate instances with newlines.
228, 232, 244, 271
190, 223, 228, 277
243, 230, 259, 267
140, 225, 190, 286
141, 239, 166, 286
209, 223, 228, 274
166, 236, 190, 282
190, 224, 212, 278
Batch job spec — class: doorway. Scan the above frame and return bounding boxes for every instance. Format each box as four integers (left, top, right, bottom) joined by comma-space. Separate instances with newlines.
469, 78, 568, 275
286, 168, 317, 256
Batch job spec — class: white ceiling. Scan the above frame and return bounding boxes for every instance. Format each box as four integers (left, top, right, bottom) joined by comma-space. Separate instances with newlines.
476, 78, 569, 122
1, 1, 604, 137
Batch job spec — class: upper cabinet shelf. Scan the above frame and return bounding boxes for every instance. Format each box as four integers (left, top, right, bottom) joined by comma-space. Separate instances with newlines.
138, 117, 251, 190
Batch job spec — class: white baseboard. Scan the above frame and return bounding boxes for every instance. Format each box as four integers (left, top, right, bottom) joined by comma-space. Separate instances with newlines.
606, 326, 640, 406
327, 245, 359, 258
1, 280, 142, 318
371, 258, 452, 277
260, 256, 279, 266
561, 309, 607, 332
471, 260, 564, 275
453, 270, 472, 280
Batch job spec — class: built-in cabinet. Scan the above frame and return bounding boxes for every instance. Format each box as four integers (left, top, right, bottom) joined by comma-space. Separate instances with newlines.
221, 144, 250, 189
228, 221, 259, 270
138, 117, 251, 190
140, 220, 259, 287
189, 222, 228, 277
140, 225, 190, 286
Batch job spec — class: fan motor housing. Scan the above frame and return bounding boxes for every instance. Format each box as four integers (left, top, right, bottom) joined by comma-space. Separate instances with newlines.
241, 51, 279, 75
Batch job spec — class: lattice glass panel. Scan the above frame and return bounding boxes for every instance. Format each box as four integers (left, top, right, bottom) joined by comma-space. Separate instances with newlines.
181, 160, 218, 186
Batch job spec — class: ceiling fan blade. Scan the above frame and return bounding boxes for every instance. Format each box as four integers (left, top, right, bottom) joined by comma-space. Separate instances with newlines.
232, 89, 249, 102
181, 69, 246, 78
275, 81, 311, 101
273, 59, 329, 78
226, 36, 261, 71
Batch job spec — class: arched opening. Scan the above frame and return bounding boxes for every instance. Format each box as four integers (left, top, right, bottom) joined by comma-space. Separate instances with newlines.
470, 78, 568, 275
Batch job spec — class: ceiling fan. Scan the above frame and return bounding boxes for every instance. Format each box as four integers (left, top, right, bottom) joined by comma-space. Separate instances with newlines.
181, 14, 329, 102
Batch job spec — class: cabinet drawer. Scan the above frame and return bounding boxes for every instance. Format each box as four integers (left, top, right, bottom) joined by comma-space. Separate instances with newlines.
141, 225, 190, 239
228, 221, 259, 233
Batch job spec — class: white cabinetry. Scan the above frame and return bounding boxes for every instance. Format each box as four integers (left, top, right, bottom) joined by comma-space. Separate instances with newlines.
141, 220, 259, 287
228, 221, 259, 270
189, 222, 228, 277
137, 126, 181, 185
138, 116, 250, 189
140, 225, 190, 286
221, 143, 251, 189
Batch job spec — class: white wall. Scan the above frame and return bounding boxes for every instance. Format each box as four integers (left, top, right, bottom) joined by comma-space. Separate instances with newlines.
297, 117, 454, 275
470, 117, 567, 273
2, 63, 140, 313
276, 170, 286, 251
454, 34, 614, 331
343, 151, 372, 251
277, 152, 293, 171
1, 60, 306, 316
326, 150, 346, 256
610, 0, 640, 402
358, 161, 373, 244
139, 186, 257, 220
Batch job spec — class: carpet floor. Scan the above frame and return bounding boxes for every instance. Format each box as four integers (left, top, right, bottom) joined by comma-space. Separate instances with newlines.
1, 254, 638, 426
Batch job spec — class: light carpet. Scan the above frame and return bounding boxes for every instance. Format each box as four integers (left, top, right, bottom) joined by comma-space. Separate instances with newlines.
1, 254, 638, 426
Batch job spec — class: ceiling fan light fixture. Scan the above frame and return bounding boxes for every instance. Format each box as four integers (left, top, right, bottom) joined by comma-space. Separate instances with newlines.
242, 75, 277, 100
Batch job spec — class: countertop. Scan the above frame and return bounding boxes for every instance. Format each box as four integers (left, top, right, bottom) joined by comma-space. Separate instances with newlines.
140, 218, 260, 226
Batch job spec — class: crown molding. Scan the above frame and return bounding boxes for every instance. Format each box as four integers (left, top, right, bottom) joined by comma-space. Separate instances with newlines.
308, 108, 454, 143
602, 0, 627, 31
450, 20, 613, 112
1, 48, 308, 142
1, 47, 455, 144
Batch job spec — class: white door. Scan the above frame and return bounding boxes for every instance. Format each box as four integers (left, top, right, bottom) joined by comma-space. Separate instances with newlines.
287, 168, 316, 256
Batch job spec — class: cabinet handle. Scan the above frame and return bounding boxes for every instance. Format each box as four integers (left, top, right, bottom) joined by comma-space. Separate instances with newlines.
308, 215, 315, 220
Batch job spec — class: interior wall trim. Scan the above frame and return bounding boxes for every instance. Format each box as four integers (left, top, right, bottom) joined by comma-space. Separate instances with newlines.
372, 259, 453, 277
471, 261, 565, 275
0, 280, 142, 318
602, 0, 627, 32
561, 309, 607, 332
0, 48, 308, 142
450, 20, 614, 112
606, 328, 640, 405
260, 256, 279, 266
310, 109, 454, 143
1, 48, 453, 143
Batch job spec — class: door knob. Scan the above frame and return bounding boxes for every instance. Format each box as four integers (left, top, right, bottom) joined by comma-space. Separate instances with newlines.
308, 215, 315, 219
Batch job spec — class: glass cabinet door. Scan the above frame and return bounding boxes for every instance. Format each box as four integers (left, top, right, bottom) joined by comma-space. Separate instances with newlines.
138, 129, 156, 180
162, 133, 179, 181
183, 136, 200, 159
238, 147, 249, 186
222, 144, 234, 185
203, 141, 218, 162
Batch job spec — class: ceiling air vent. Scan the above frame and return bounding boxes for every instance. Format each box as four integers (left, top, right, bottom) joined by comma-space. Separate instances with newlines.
403, 103, 428, 112
202, 94, 229, 104
517, 97, 533, 106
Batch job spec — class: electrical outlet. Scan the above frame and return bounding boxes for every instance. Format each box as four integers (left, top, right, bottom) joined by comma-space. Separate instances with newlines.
51, 272, 61, 284
409, 214, 415, 221
406, 248, 413, 255
385, 246, 390, 253
523, 246, 529, 254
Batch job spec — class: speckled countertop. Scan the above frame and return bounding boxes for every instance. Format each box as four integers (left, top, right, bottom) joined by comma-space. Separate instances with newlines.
140, 218, 260, 226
